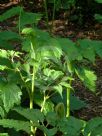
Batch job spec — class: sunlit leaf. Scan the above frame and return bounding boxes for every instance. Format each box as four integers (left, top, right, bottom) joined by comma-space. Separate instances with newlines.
75, 67, 97, 92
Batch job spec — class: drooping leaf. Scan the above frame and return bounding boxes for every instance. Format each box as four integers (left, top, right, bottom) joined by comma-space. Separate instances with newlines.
13, 107, 44, 123
84, 117, 102, 136
53, 85, 63, 97
75, 67, 97, 92
0, 82, 22, 112
0, 119, 30, 134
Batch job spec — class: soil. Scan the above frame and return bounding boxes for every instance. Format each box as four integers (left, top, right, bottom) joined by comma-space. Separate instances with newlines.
0, 1, 102, 135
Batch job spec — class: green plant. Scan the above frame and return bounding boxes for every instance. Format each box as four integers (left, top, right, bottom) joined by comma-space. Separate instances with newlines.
0, 6, 102, 136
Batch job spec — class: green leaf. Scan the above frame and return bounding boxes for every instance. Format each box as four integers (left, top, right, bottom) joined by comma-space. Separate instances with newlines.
17, 12, 42, 28
22, 39, 31, 52
40, 126, 57, 136
38, 42, 62, 60
58, 116, 85, 136
53, 85, 63, 97
0, 106, 5, 118
22, 28, 36, 36
43, 100, 54, 114
0, 65, 7, 70
95, 14, 102, 23
14, 107, 44, 123
0, 31, 21, 41
0, 49, 20, 59
91, 124, 102, 136
60, 82, 72, 89
0, 133, 9, 136
0, 82, 22, 112
70, 95, 86, 110
33, 92, 54, 114
0, 6, 23, 22
84, 117, 102, 136
0, 40, 13, 50
0, 119, 30, 133
92, 40, 102, 58
46, 112, 57, 126
0, 58, 12, 68
52, 92, 86, 111
0, 49, 8, 58
43, 68, 64, 80
77, 39, 96, 62
57, 38, 82, 61
75, 67, 97, 92
95, 0, 102, 3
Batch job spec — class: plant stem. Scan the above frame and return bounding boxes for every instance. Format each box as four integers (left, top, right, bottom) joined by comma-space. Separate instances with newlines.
30, 65, 35, 136
41, 95, 46, 112
66, 61, 73, 118
30, 41, 36, 136
43, 0, 49, 30
66, 80, 72, 117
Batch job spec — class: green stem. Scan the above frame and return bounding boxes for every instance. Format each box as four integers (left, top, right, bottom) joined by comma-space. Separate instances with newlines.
30, 66, 35, 109
30, 42, 36, 136
30, 66, 35, 136
66, 61, 73, 118
43, 0, 49, 30
41, 95, 47, 112
66, 80, 72, 117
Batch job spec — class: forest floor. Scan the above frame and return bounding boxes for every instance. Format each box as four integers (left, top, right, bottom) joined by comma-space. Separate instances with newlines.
0, 0, 102, 124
